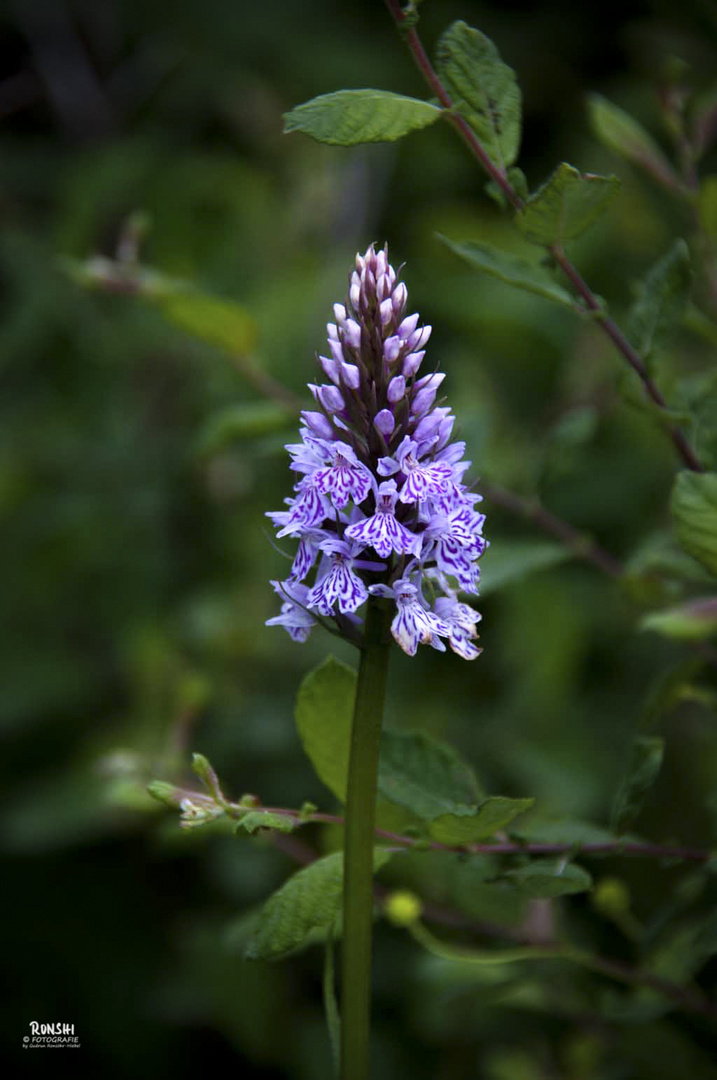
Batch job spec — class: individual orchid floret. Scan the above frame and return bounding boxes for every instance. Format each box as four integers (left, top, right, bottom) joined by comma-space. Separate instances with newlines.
312, 442, 373, 510
433, 595, 483, 660
369, 576, 451, 657
265, 581, 316, 642
307, 538, 371, 615
378, 436, 455, 504
265, 243, 486, 658
345, 481, 422, 559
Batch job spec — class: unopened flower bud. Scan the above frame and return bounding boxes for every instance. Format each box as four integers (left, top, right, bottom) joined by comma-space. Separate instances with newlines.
333, 303, 347, 327
398, 313, 419, 339
383, 336, 402, 363
402, 350, 425, 377
341, 362, 360, 389
374, 408, 395, 436
379, 298, 394, 325
318, 384, 345, 413
301, 411, 334, 439
387, 375, 406, 403
344, 319, 361, 349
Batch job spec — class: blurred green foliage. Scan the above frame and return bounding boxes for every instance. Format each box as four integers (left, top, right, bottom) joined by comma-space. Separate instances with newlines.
3, 0, 717, 1077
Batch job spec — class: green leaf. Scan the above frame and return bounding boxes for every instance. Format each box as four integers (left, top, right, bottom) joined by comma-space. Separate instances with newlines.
627, 240, 691, 361
588, 95, 679, 189
283, 90, 441, 145
237, 811, 295, 835
295, 656, 355, 803
378, 729, 482, 821
516, 162, 620, 247
196, 402, 290, 454
640, 597, 717, 641
245, 849, 391, 960
506, 859, 593, 898
158, 291, 257, 356
438, 236, 574, 308
478, 539, 571, 597
511, 815, 619, 846
429, 796, 535, 843
611, 735, 664, 835
672, 471, 717, 576
435, 21, 521, 169
699, 176, 717, 245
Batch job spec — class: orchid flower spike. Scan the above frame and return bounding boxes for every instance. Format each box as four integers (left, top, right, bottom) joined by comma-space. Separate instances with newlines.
265, 243, 487, 657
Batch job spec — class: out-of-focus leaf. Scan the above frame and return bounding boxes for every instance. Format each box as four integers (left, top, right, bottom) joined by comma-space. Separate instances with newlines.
478, 539, 571, 596
295, 656, 355, 803
429, 797, 535, 843
438, 236, 574, 307
699, 177, 717, 244
611, 735, 664, 835
516, 163, 620, 246
588, 95, 679, 189
197, 403, 291, 454
436, 21, 521, 169
378, 729, 482, 821
505, 859, 593, 897
158, 291, 257, 356
627, 240, 691, 362
511, 816, 619, 846
283, 90, 441, 145
485, 166, 528, 208
672, 471, 717, 576
640, 597, 717, 641
245, 849, 391, 960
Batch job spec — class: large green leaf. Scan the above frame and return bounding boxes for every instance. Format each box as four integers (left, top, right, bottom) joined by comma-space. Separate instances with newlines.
429, 796, 535, 843
672, 471, 717, 576
588, 95, 678, 189
439, 236, 574, 307
627, 240, 691, 362
516, 162, 620, 247
436, 21, 521, 169
245, 849, 391, 961
158, 291, 257, 356
378, 729, 482, 821
611, 735, 664, 835
284, 90, 441, 145
506, 859, 593, 898
295, 656, 355, 803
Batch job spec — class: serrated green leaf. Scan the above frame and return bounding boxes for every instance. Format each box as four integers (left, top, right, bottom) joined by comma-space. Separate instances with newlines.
196, 402, 290, 454
478, 539, 572, 597
439, 236, 574, 307
506, 859, 593, 898
283, 90, 441, 145
516, 162, 620, 247
640, 597, 717, 641
699, 176, 717, 245
588, 95, 679, 189
627, 240, 691, 361
429, 796, 535, 843
611, 735, 664, 835
295, 656, 355, 803
237, 811, 295, 835
436, 21, 521, 169
672, 471, 717, 576
245, 849, 391, 960
378, 729, 481, 821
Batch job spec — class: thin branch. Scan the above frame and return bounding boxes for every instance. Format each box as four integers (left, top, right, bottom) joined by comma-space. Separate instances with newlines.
383, 0, 704, 474
166, 786, 713, 863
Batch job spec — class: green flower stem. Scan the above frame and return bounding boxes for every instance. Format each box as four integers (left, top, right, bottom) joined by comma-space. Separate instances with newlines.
341, 597, 391, 1080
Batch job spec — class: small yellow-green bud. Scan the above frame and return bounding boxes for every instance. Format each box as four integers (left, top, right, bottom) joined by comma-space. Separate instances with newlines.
592, 876, 631, 919
384, 890, 423, 927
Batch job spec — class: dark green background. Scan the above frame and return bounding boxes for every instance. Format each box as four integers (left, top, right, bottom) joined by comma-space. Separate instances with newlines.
3, 0, 717, 1076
